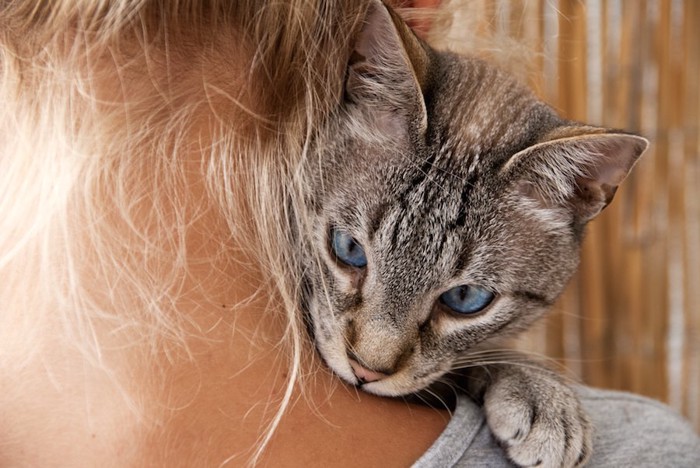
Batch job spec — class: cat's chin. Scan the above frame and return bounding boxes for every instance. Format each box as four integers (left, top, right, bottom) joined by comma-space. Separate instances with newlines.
354, 374, 444, 398
355, 380, 409, 397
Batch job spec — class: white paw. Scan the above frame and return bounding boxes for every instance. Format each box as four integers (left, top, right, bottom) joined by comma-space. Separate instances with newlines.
483, 371, 591, 467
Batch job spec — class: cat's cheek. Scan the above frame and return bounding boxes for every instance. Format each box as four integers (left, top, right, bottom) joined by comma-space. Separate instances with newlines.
308, 301, 357, 384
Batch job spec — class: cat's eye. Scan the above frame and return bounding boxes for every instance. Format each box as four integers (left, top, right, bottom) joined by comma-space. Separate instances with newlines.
331, 229, 368, 268
439, 285, 494, 315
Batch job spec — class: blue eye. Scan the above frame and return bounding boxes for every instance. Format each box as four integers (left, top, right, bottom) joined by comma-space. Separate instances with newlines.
331, 229, 368, 268
439, 285, 494, 315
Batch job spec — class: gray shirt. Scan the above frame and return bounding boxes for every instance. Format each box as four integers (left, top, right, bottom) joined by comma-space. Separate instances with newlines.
415, 387, 700, 467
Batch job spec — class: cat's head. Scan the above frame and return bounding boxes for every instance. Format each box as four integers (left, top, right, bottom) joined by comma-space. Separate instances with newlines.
301, 0, 647, 397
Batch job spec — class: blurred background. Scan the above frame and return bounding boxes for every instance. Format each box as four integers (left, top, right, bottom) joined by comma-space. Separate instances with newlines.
436, 0, 699, 431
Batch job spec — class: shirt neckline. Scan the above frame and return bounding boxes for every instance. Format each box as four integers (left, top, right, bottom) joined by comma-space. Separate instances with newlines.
412, 394, 485, 467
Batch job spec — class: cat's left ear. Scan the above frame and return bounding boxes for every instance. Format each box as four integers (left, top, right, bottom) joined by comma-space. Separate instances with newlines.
504, 127, 649, 223
345, 0, 430, 137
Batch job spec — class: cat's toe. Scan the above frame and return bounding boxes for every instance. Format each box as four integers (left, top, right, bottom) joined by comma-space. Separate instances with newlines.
483, 384, 534, 447
483, 376, 591, 468
505, 406, 591, 468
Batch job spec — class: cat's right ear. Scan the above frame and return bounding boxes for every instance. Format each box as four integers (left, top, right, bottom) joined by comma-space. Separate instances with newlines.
503, 127, 648, 225
345, 0, 430, 138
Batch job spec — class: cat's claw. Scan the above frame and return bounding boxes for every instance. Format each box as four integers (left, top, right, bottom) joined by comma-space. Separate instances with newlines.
482, 368, 592, 468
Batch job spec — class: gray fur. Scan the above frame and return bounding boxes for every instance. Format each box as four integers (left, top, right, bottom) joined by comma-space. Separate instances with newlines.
298, 2, 647, 467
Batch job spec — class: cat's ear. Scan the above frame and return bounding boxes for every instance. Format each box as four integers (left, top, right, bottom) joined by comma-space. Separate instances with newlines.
346, 0, 430, 137
504, 127, 649, 223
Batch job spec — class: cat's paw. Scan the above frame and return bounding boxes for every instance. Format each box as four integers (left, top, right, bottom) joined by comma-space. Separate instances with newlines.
483, 369, 591, 467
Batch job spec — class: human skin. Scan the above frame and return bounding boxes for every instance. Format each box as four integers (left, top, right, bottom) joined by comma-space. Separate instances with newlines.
0, 172, 448, 466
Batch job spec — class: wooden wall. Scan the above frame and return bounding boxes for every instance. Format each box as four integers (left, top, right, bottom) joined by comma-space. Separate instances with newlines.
444, 0, 700, 431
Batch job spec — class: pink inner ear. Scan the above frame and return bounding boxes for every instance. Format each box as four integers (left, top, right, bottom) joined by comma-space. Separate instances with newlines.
375, 110, 408, 140
573, 177, 612, 220
354, 2, 402, 61
508, 132, 648, 223
345, 1, 429, 138
573, 134, 648, 220
583, 135, 648, 187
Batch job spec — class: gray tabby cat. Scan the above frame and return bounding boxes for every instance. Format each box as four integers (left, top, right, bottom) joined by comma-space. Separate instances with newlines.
300, 2, 647, 466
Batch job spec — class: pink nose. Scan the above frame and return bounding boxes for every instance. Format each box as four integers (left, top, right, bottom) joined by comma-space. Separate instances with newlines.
349, 359, 388, 383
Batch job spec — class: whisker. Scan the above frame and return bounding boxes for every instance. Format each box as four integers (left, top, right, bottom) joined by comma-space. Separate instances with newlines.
410, 385, 454, 417
449, 360, 583, 387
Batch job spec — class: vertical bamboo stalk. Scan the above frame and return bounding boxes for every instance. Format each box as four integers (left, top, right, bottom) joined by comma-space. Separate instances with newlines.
665, 0, 687, 412
641, 0, 670, 402
681, 0, 700, 429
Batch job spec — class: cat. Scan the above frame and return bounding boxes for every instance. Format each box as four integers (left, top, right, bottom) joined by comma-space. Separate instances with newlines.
299, 1, 647, 467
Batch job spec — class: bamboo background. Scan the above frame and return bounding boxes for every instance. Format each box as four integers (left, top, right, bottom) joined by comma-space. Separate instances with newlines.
443, 0, 700, 431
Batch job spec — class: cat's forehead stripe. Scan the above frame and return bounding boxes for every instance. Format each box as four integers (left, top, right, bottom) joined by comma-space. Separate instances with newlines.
436, 56, 549, 154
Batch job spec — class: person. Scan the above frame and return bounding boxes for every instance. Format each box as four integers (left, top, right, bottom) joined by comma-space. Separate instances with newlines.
1, 1, 698, 466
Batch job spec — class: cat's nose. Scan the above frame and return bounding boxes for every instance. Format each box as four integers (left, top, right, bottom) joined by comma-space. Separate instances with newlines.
349, 358, 388, 383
